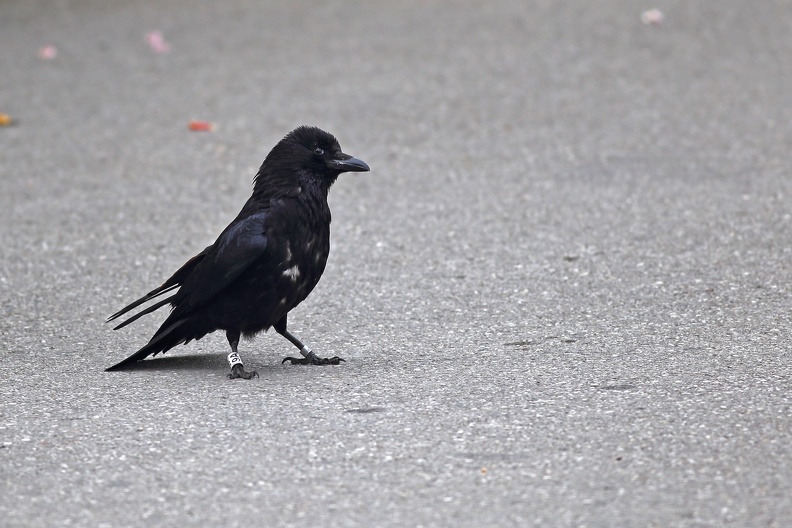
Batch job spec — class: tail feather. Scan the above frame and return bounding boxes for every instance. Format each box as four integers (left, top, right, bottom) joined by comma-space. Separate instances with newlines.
105, 320, 188, 371
107, 245, 211, 324
107, 283, 179, 323
112, 295, 177, 330
106, 246, 212, 371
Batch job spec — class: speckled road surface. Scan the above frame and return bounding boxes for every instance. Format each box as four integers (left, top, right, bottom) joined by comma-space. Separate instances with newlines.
1, 1, 790, 526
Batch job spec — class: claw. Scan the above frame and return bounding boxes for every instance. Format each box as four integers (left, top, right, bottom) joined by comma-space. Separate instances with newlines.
282, 355, 345, 365
228, 363, 259, 379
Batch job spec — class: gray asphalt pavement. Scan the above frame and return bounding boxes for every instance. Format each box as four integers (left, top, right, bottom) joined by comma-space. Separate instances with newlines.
1, 1, 791, 526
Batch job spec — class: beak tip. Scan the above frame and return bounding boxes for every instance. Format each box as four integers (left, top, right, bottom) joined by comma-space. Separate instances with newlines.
331, 155, 370, 173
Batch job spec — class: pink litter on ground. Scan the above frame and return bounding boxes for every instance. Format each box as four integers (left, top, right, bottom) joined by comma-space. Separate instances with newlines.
38, 45, 58, 59
146, 31, 171, 54
640, 8, 664, 25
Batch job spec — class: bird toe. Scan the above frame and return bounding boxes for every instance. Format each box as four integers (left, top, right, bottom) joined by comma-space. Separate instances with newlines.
282, 355, 345, 366
228, 364, 259, 380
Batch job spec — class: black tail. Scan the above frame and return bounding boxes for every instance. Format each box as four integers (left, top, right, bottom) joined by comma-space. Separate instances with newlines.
107, 284, 179, 324
111, 295, 176, 330
106, 245, 211, 325
106, 247, 212, 370
105, 320, 188, 371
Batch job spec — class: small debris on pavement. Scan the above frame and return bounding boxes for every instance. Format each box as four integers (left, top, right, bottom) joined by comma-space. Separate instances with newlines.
38, 45, 58, 60
640, 8, 665, 25
146, 31, 171, 54
188, 120, 214, 131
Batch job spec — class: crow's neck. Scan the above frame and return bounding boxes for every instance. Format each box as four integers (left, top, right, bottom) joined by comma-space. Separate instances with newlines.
246, 169, 334, 226
251, 168, 336, 201
295, 171, 334, 227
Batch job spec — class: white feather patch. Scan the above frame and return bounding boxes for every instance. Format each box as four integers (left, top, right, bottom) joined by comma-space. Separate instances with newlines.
283, 265, 300, 281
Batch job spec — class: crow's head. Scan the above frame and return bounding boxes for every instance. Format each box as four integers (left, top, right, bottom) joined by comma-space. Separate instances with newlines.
256, 126, 369, 193
291, 126, 370, 175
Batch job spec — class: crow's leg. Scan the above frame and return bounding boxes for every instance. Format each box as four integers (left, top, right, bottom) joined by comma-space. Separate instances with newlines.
274, 316, 344, 365
226, 330, 258, 379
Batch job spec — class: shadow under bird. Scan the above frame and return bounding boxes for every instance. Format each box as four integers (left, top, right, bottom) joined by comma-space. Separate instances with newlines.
106, 126, 370, 379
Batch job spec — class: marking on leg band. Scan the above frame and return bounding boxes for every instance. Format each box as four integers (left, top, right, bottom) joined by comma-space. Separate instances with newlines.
228, 352, 243, 368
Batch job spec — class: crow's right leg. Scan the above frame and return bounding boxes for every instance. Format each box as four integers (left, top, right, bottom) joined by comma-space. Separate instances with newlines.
226, 331, 258, 380
274, 316, 344, 365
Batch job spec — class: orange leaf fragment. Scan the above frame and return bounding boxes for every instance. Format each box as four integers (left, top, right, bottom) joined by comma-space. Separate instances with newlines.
188, 120, 214, 132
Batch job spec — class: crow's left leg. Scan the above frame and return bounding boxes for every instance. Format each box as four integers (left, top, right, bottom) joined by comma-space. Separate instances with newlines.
226, 330, 259, 379
274, 316, 344, 365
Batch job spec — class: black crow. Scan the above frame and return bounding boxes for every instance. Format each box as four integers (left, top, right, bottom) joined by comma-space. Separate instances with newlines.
106, 126, 370, 379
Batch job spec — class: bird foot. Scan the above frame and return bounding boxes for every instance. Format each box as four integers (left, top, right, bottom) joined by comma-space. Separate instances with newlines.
282, 355, 345, 366
228, 363, 259, 379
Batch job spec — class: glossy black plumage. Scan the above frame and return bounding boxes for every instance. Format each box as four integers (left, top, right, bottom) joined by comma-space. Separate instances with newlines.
106, 126, 370, 377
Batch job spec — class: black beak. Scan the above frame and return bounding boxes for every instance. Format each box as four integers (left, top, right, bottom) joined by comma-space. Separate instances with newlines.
327, 153, 370, 173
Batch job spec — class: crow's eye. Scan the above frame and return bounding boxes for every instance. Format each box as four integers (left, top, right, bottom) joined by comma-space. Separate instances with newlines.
313, 147, 324, 156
